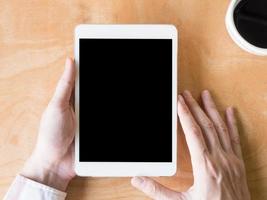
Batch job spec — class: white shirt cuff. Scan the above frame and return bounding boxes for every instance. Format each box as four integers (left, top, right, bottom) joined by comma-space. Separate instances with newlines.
4, 175, 67, 200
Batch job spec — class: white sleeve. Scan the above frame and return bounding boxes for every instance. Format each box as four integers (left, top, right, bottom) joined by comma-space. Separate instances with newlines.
4, 175, 67, 200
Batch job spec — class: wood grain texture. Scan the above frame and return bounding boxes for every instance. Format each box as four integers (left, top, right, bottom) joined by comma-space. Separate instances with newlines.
0, 0, 267, 199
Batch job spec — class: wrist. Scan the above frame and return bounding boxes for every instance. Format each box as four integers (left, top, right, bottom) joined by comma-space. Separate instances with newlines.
21, 153, 72, 191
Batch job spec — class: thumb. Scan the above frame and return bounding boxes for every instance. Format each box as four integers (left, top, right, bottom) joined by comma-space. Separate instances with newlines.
131, 177, 185, 200
51, 57, 76, 107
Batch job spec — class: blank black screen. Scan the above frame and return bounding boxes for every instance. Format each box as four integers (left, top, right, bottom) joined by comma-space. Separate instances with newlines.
79, 39, 172, 162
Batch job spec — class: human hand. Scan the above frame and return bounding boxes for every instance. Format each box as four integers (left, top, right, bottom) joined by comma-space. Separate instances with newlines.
131, 90, 251, 200
21, 58, 76, 191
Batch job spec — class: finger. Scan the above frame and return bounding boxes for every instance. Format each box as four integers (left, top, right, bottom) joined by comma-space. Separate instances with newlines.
131, 177, 183, 200
183, 90, 220, 152
201, 90, 233, 153
178, 95, 208, 164
51, 58, 76, 107
70, 87, 75, 109
226, 107, 243, 159
70, 140, 76, 173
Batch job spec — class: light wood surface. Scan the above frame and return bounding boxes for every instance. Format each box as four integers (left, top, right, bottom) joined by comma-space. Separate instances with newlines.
0, 0, 267, 199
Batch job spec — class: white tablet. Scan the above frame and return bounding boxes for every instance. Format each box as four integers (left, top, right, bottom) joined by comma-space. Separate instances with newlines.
74, 24, 177, 177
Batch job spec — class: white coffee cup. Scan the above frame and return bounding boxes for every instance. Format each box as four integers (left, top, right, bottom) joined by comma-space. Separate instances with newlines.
225, 0, 267, 56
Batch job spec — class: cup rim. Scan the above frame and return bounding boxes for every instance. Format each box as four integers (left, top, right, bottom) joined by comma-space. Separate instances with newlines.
225, 0, 267, 56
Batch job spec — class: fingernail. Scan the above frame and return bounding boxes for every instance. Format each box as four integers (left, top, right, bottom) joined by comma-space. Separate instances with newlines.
183, 90, 192, 97
202, 90, 210, 96
65, 57, 72, 66
178, 95, 184, 103
227, 106, 234, 114
131, 177, 144, 187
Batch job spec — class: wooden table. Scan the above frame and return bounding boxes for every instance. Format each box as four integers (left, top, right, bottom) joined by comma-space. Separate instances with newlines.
0, 0, 267, 199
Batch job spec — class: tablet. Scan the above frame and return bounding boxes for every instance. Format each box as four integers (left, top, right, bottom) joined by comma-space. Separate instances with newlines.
74, 25, 177, 177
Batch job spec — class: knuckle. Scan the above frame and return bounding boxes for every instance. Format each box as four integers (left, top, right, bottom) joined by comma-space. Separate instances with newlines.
231, 136, 240, 145
204, 121, 214, 130
191, 125, 202, 136
221, 127, 228, 134
181, 105, 190, 114
147, 182, 159, 194
215, 124, 228, 133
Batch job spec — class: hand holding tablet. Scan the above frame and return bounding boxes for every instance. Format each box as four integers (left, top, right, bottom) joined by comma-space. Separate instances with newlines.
131, 91, 250, 200
14, 41, 250, 199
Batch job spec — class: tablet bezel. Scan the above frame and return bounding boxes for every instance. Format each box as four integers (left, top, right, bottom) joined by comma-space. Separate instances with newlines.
74, 24, 178, 177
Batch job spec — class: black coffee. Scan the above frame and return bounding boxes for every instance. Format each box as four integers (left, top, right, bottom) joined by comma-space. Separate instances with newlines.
234, 0, 267, 48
